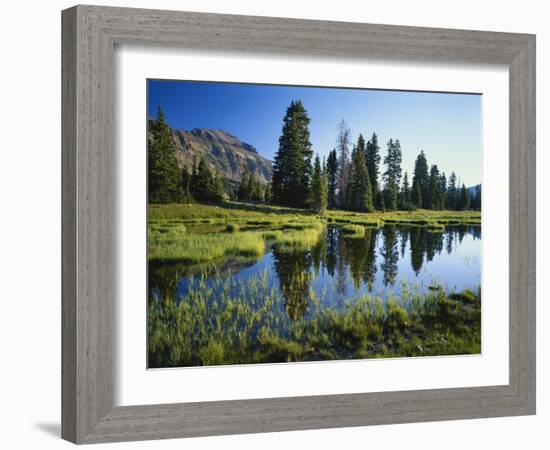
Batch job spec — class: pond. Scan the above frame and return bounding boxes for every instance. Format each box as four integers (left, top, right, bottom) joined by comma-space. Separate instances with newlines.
149, 224, 481, 320
148, 224, 482, 367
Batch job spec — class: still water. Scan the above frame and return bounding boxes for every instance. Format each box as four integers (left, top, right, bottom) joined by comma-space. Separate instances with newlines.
149, 225, 481, 320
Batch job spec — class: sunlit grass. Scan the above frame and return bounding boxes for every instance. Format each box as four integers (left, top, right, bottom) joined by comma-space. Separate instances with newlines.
148, 231, 266, 263
226, 223, 239, 232
149, 202, 480, 229
147, 202, 480, 263
148, 271, 481, 368
274, 226, 326, 252
149, 220, 326, 261
147, 202, 482, 368
425, 223, 446, 232
341, 224, 366, 237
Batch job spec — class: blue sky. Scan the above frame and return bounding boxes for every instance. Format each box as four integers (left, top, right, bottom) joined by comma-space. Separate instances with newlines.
148, 79, 481, 186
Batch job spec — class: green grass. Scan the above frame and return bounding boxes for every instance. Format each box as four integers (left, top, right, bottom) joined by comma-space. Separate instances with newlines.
147, 201, 482, 368
149, 202, 480, 228
341, 224, 366, 237
148, 221, 187, 236
325, 208, 480, 228
274, 226, 326, 252
226, 223, 239, 232
282, 221, 324, 231
149, 221, 326, 261
148, 202, 480, 262
148, 231, 266, 263
148, 272, 481, 368
425, 223, 446, 232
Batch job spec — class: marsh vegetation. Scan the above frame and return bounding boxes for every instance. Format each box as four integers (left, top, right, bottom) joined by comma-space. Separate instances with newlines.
148, 202, 481, 367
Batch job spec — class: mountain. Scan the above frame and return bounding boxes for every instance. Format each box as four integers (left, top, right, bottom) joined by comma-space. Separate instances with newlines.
148, 119, 272, 184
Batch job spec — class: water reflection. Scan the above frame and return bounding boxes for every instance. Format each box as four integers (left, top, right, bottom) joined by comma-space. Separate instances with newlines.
149, 225, 481, 322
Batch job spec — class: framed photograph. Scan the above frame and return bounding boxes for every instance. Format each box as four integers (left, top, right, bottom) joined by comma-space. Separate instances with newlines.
62, 5, 536, 444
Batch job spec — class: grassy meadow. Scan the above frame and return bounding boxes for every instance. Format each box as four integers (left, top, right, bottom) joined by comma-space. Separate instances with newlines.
148, 201, 480, 263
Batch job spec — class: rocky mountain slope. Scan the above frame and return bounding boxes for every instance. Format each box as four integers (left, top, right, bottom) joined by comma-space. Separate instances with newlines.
148, 119, 272, 184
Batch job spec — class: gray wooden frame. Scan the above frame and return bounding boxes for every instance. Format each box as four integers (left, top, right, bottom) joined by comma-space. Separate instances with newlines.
62, 4, 536, 444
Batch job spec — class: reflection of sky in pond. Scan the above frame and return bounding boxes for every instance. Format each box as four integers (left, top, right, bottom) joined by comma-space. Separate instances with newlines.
168, 226, 481, 314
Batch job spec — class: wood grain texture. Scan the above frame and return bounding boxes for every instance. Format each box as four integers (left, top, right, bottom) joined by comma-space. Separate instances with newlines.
61, 4, 536, 444
61, 7, 77, 443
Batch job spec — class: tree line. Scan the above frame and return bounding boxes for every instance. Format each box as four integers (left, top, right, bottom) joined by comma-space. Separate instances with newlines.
149, 102, 481, 212
270, 101, 481, 213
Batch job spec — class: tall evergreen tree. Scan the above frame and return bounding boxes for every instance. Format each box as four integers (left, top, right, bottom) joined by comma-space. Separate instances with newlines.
247, 172, 257, 200
379, 186, 386, 212
192, 157, 214, 202
264, 182, 272, 204
271, 100, 313, 207
310, 155, 328, 213
365, 132, 381, 208
238, 165, 251, 201
446, 172, 458, 210
179, 166, 193, 202
439, 172, 447, 210
326, 148, 339, 210
458, 183, 471, 210
211, 169, 225, 203
413, 183, 422, 211
148, 106, 182, 203
252, 180, 264, 202
412, 150, 429, 208
382, 139, 402, 211
400, 171, 412, 210
472, 185, 481, 210
336, 119, 351, 209
349, 134, 374, 212
428, 165, 441, 210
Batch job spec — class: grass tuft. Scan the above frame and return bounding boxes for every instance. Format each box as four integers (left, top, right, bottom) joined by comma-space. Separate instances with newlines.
341, 224, 366, 237
226, 223, 239, 232
148, 274, 481, 368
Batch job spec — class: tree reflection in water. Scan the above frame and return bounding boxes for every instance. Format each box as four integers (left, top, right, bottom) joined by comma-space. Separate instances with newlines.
149, 225, 481, 322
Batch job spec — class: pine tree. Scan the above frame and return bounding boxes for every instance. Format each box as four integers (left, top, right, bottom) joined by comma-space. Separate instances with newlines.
413, 183, 422, 210
350, 134, 374, 212
412, 150, 429, 208
211, 170, 225, 203
382, 139, 402, 211
439, 172, 447, 210
336, 119, 351, 209
264, 182, 272, 203
326, 149, 338, 209
401, 171, 412, 210
446, 172, 458, 210
192, 157, 214, 202
179, 166, 193, 202
271, 100, 313, 207
238, 165, 251, 201
310, 155, 328, 213
459, 183, 470, 210
247, 172, 256, 200
253, 180, 264, 202
472, 185, 481, 210
379, 186, 386, 212
365, 132, 381, 208
428, 165, 441, 210
148, 106, 182, 203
